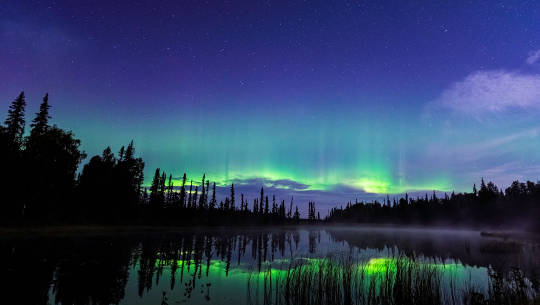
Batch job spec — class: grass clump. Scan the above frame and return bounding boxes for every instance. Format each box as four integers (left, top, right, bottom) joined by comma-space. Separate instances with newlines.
249, 254, 539, 305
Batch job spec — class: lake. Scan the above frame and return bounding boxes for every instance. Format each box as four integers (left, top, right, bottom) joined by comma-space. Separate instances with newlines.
2, 226, 539, 305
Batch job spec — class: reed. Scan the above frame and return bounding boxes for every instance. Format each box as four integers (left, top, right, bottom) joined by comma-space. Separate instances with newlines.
248, 255, 539, 305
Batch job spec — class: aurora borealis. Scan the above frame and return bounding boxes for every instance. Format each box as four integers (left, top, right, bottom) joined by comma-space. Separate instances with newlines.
2, 1, 540, 210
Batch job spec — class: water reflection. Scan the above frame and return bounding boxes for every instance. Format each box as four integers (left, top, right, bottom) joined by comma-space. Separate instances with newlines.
0, 227, 538, 305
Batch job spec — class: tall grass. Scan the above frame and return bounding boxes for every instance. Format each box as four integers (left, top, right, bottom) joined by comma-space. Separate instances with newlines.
248, 255, 539, 305
463, 267, 538, 305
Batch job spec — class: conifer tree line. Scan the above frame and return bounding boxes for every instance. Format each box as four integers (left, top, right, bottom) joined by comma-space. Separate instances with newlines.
0, 91, 313, 225
327, 178, 540, 231
139, 168, 311, 225
3, 91, 539, 229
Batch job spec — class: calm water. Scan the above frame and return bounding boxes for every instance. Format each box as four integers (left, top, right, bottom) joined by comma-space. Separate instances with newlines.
2, 226, 539, 305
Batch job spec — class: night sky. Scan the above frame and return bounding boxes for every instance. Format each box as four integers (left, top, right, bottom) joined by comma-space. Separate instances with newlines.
2, 1, 540, 212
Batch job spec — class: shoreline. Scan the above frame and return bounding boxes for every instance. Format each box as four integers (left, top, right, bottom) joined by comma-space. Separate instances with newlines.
1, 223, 538, 240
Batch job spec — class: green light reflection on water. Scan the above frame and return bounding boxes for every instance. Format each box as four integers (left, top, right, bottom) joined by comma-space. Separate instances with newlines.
116, 253, 490, 305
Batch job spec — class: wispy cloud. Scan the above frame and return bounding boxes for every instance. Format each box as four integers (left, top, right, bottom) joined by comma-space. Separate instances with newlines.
432, 70, 540, 114
427, 127, 540, 164
468, 162, 540, 186
526, 49, 540, 65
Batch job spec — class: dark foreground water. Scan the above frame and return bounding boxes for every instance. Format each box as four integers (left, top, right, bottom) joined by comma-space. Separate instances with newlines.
2, 226, 539, 305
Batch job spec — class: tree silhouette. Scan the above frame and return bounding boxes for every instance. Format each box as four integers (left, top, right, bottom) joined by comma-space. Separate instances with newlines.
293, 206, 300, 222
149, 169, 162, 208
308, 202, 316, 221
253, 199, 258, 214
192, 186, 198, 210
199, 174, 206, 210
159, 171, 166, 205
230, 183, 235, 211
30, 93, 51, 136
187, 180, 193, 209
24, 96, 86, 221
205, 180, 210, 208
288, 197, 293, 218
210, 182, 216, 210
166, 174, 173, 204
179, 173, 186, 208
259, 187, 264, 215
1, 92, 27, 221
4, 91, 26, 149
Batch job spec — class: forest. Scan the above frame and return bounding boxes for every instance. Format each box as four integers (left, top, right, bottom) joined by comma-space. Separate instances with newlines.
327, 179, 540, 231
1, 92, 539, 230
0, 92, 310, 225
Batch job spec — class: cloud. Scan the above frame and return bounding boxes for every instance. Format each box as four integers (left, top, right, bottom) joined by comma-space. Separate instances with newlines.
427, 127, 540, 164
526, 49, 540, 65
470, 162, 540, 184
433, 70, 540, 113
231, 177, 309, 190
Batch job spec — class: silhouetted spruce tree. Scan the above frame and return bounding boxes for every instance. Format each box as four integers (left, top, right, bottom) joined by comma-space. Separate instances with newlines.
102, 146, 114, 164
259, 187, 264, 215
230, 184, 235, 211
124, 141, 134, 160
142, 188, 148, 203
192, 186, 198, 210
224, 197, 229, 211
199, 174, 206, 210
166, 174, 173, 204
4, 91, 26, 149
113, 140, 144, 212
24, 95, 86, 220
293, 206, 300, 222
264, 196, 269, 215
30, 93, 50, 136
288, 197, 294, 218
1, 92, 27, 220
118, 146, 125, 161
187, 180, 193, 209
205, 180, 210, 208
159, 172, 166, 205
179, 173, 186, 208
209, 182, 216, 210
280, 200, 286, 219
149, 169, 162, 208
308, 202, 316, 221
